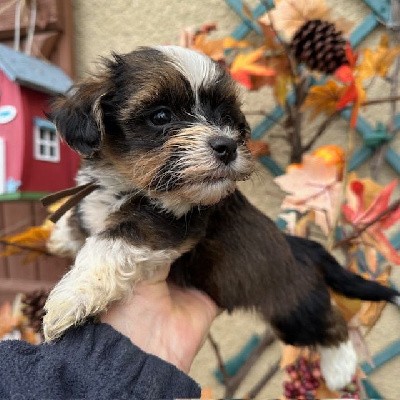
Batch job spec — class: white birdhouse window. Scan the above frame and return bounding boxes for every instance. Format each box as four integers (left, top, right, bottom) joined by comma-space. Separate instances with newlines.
33, 118, 60, 162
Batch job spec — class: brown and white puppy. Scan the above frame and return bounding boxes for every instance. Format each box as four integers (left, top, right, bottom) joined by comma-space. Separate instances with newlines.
45, 46, 400, 390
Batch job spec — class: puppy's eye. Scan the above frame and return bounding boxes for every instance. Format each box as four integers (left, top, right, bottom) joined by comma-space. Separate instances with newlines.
149, 108, 172, 126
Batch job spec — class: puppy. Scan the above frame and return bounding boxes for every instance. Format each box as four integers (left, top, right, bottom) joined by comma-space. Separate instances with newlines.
45, 46, 400, 390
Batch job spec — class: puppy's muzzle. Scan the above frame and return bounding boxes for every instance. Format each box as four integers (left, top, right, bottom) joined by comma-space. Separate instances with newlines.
209, 136, 237, 165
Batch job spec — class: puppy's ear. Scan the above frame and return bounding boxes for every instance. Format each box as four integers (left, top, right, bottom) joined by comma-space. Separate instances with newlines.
51, 73, 112, 156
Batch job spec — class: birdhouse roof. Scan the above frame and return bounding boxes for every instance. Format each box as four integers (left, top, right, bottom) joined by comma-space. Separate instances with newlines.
0, 44, 72, 95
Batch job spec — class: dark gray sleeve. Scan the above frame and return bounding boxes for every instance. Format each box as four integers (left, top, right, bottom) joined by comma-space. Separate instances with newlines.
0, 322, 201, 400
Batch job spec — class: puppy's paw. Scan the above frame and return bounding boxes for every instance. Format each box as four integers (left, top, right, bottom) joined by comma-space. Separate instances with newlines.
43, 279, 89, 341
319, 339, 357, 391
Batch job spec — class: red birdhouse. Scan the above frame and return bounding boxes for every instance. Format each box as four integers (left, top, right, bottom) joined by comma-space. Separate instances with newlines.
0, 44, 79, 198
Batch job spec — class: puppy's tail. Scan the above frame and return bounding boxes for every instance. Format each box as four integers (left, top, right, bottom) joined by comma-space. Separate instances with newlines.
286, 235, 400, 305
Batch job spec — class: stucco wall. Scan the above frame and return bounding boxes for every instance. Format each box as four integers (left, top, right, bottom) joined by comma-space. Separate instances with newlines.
71, 1, 400, 397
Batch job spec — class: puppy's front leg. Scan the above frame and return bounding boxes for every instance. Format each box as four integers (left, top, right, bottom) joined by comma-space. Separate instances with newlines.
43, 233, 179, 341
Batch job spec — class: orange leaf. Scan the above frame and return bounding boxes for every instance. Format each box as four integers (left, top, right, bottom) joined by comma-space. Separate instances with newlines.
230, 47, 276, 89
201, 387, 214, 399
1, 225, 51, 258
358, 301, 387, 327
21, 327, 40, 345
193, 34, 249, 61
315, 381, 340, 399
0, 302, 19, 338
280, 345, 303, 368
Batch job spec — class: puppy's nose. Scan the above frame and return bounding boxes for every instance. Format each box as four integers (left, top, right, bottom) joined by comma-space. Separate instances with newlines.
209, 136, 237, 164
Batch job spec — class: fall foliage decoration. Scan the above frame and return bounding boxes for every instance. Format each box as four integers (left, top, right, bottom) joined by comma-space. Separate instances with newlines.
275, 154, 342, 234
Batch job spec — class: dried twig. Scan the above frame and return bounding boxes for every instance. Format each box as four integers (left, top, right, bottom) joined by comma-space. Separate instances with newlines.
224, 331, 275, 398
303, 111, 341, 153
246, 358, 280, 398
361, 94, 400, 107
207, 333, 230, 384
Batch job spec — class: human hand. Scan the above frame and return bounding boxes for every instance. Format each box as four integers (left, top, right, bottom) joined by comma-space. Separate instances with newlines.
100, 279, 218, 373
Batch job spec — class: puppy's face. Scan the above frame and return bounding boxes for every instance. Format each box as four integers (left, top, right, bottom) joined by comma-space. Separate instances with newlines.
53, 46, 254, 212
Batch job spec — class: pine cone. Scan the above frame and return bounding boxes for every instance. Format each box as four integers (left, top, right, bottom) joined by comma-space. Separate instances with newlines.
21, 290, 49, 334
290, 19, 347, 74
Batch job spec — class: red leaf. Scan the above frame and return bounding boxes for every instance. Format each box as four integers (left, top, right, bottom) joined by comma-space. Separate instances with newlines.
336, 82, 357, 109
335, 65, 354, 84
358, 180, 398, 224
345, 43, 358, 67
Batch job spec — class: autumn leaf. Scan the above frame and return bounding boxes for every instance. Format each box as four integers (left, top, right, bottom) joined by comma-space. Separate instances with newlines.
333, 45, 366, 127
275, 155, 342, 235
342, 176, 400, 265
357, 34, 400, 81
274, 74, 292, 106
193, 34, 249, 62
230, 46, 276, 89
331, 292, 362, 322
303, 80, 346, 119
348, 324, 374, 366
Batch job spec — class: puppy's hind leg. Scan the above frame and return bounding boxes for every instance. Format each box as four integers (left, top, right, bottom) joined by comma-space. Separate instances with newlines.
43, 234, 179, 341
270, 288, 357, 391
317, 308, 357, 391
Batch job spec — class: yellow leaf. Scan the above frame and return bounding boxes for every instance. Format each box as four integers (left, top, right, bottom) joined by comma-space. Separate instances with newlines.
231, 46, 267, 71
331, 291, 362, 322
222, 36, 249, 50
357, 34, 400, 80
303, 80, 346, 120
274, 74, 291, 106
